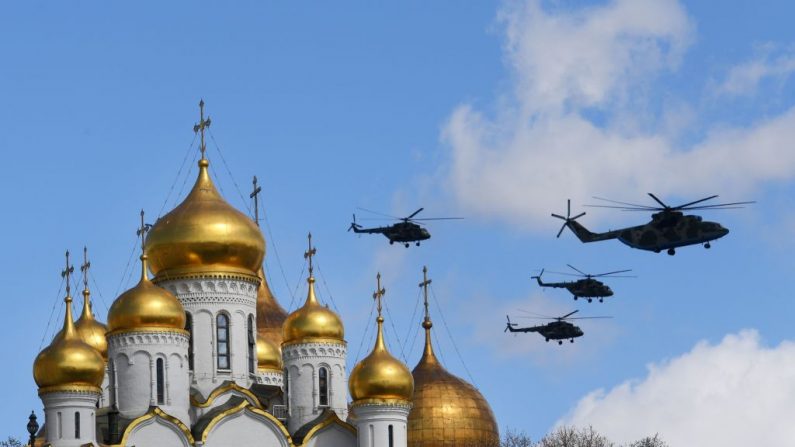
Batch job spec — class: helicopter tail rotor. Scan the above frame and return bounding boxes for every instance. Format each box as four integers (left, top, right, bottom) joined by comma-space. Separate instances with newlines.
505, 315, 517, 332
348, 214, 362, 232
552, 200, 586, 238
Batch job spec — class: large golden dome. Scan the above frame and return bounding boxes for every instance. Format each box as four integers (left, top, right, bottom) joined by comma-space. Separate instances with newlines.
107, 256, 186, 334
33, 295, 105, 395
408, 319, 499, 447
257, 336, 283, 372
283, 276, 344, 345
257, 267, 287, 345
145, 157, 265, 279
349, 315, 414, 404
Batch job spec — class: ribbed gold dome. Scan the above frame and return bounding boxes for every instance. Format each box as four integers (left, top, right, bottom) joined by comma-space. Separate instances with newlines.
257, 267, 287, 346
283, 277, 344, 345
107, 256, 186, 334
407, 320, 499, 447
145, 158, 265, 279
257, 336, 283, 372
349, 316, 414, 404
34, 295, 105, 395
74, 288, 108, 359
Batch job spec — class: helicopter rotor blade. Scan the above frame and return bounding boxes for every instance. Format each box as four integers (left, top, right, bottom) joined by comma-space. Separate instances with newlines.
566, 264, 588, 276
592, 269, 633, 277
516, 309, 554, 319
647, 193, 669, 209
670, 195, 719, 210
679, 201, 756, 210
570, 212, 586, 220
556, 223, 567, 238
544, 271, 584, 277
551, 213, 567, 220
586, 204, 664, 211
407, 208, 425, 219
410, 217, 465, 221
592, 196, 659, 209
356, 207, 401, 220
560, 310, 579, 320
568, 316, 613, 320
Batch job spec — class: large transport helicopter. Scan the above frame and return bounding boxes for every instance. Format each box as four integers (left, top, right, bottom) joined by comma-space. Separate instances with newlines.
504, 310, 610, 345
553, 194, 754, 255
348, 208, 462, 247
533, 265, 633, 303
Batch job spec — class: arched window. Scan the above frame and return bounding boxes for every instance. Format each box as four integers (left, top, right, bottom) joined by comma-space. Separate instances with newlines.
284, 368, 290, 409
156, 358, 165, 405
74, 412, 80, 439
388, 424, 394, 447
185, 312, 194, 371
248, 315, 256, 374
217, 313, 230, 370
318, 367, 329, 407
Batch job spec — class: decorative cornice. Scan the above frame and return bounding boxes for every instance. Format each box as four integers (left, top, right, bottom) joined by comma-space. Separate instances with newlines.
107, 329, 189, 348
37, 384, 101, 397
191, 382, 263, 409
351, 398, 413, 409
113, 406, 194, 447
155, 272, 260, 287
282, 341, 347, 362
282, 338, 347, 349
198, 399, 293, 444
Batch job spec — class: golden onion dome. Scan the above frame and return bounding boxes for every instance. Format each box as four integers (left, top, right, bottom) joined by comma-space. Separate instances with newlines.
283, 276, 344, 345
349, 315, 414, 404
257, 267, 287, 346
74, 288, 108, 360
33, 295, 105, 395
145, 157, 265, 279
257, 336, 283, 372
107, 255, 186, 334
407, 319, 499, 447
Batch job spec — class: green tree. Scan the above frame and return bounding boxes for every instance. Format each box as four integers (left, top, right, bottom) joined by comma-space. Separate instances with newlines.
0, 437, 23, 447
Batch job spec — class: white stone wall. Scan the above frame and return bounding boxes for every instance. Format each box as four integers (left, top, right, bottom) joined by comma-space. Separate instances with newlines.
108, 330, 190, 424
200, 410, 291, 447
256, 370, 284, 388
159, 277, 259, 398
304, 423, 357, 447
41, 390, 100, 447
352, 403, 410, 447
123, 416, 192, 447
282, 341, 348, 432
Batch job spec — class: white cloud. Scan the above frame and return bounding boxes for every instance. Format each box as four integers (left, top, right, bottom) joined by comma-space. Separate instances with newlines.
712, 46, 795, 97
556, 330, 795, 446
442, 0, 795, 231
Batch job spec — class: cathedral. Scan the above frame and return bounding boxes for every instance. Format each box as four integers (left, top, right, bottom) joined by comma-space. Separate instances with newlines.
29, 104, 499, 447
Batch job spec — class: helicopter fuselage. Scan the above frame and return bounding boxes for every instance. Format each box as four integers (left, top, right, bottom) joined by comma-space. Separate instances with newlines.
535, 277, 613, 300
566, 213, 729, 254
352, 221, 431, 244
507, 320, 584, 343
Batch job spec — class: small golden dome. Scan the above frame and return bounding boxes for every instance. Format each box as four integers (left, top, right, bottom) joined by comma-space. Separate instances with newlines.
407, 320, 499, 447
349, 316, 414, 404
74, 288, 108, 360
34, 295, 105, 395
283, 277, 344, 345
107, 256, 186, 334
145, 157, 265, 279
257, 336, 283, 372
257, 267, 287, 346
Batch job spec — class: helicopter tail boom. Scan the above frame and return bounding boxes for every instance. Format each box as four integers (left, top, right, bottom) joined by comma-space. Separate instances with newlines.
565, 220, 620, 243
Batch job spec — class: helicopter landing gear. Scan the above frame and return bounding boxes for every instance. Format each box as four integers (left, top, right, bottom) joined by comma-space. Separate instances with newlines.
704, 242, 711, 249
405, 243, 410, 248
570, 339, 574, 343
573, 296, 578, 301
416, 242, 420, 246
545, 338, 549, 342
389, 240, 394, 245
558, 340, 563, 345
587, 298, 592, 303
599, 298, 604, 303
667, 248, 676, 256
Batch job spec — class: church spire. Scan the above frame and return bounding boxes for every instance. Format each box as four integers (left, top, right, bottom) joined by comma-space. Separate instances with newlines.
135, 209, 151, 281
193, 99, 211, 161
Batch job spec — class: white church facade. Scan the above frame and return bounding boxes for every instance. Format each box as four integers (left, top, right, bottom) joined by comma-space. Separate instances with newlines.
30, 104, 499, 447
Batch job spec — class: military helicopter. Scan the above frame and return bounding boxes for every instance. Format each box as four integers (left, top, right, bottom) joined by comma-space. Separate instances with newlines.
504, 310, 610, 345
348, 208, 462, 247
533, 265, 633, 303
553, 194, 754, 255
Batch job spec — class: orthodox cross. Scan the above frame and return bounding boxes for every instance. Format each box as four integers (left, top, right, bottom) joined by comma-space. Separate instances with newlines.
61, 250, 74, 297
373, 272, 386, 317
419, 266, 432, 320
304, 232, 317, 277
250, 175, 262, 227
80, 246, 91, 291
193, 99, 211, 159
136, 210, 152, 254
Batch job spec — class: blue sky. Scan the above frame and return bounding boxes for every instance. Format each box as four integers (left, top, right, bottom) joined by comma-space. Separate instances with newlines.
2, 1, 795, 444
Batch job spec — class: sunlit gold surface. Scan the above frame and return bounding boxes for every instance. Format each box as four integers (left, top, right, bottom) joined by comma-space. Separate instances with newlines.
283, 277, 344, 345
407, 322, 499, 447
257, 267, 287, 346
33, 296, 104, 394
257, 336, 283, 372
145, 158, 265, 279
74, 289, 108, 359
107, 257, 186, 333
349, 316, 413, 404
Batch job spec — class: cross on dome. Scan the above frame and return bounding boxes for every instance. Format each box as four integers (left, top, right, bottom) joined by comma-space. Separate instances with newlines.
61, 250, 74, 299
193, 99, 211, 160
80, 246, 91, 292
250, 175, 262, 227
304, 232, 317, 277
372, 272, 386, 318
